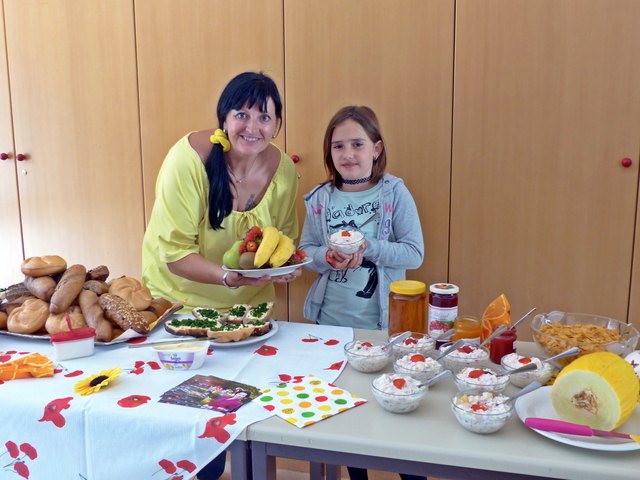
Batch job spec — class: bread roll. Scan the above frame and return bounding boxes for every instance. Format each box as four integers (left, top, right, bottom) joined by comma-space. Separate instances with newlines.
146, 298, 173, 318
98, 294, 150, 334
5, 282, 31, 302
21, 255, 67, 277
78, 290, 113, 342
45, 306, 87, 335
83, 280, 109, 296
86, 265, 109, 282
49, 265, 87, 314
24, 275, 56, 302
109, 277, 152, 311
139, 310, 158, 326
0, 312, 7, 330
7, 298, 49, 334
4, 295, 36, 316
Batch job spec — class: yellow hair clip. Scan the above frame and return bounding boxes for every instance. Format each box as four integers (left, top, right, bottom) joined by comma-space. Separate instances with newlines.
210, 128, 231, 152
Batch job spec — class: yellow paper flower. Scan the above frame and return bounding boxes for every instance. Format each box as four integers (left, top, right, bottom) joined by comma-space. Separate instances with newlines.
74, 367, 122, 396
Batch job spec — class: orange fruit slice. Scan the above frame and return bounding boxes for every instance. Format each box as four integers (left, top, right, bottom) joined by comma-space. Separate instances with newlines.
480, 294, 511, 343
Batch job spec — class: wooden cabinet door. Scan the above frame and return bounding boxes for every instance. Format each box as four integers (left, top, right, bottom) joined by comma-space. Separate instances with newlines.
3, 0, 144, 278
451, 0, 640, 329
134, 0, 287, 318
0, 2, 24, 286
285, 0, 455, 322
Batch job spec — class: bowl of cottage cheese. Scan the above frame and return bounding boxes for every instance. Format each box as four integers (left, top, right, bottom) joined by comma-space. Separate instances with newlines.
388, 332, 436, 361
500, 353, 555, 388
454, 367, 510, 392
394, 353, 443, 382
344, 340, 391, 373
451, 389, 513, 434
327, 227, 366, 255
371, 373, 428, 413
438, 342, 489, 372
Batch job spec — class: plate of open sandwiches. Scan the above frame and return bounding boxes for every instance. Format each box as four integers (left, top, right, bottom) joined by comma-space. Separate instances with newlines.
164, 301, 278, 346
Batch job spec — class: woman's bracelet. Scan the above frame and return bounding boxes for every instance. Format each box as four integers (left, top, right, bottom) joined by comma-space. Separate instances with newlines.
222, 271, 239, 289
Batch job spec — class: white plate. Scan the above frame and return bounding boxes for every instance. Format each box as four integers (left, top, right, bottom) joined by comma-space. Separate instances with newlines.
222, 257, 312, 278
515, 386, 640, 451
209, 320, 279, 348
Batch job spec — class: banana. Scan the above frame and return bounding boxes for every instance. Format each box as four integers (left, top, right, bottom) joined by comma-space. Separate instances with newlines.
269, 234, 295, 268
254, 226, 280, 267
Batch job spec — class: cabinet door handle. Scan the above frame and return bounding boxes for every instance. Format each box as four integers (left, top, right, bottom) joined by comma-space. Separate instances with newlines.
291, 154, 300, 164
0, 152, 9, 160
16, 153, 27, 161
621, 157, 633, 168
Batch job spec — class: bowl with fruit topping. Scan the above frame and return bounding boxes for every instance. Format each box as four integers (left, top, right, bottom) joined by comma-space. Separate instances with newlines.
344, 340, 391, 373
454, 367, 510, 393
327, 227, 366, 255
451, 389, 513, 434
438, 342, 489, 372
500, 353, 555, 388
394, 353, 443, 382
371, 373, 428, 413
388, 332, 436, 360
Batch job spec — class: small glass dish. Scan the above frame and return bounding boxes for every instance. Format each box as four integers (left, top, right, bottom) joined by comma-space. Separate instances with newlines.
327, 226, 365, 255
344, 340, 391, 373
453, 367, 509, 392
371, 373, 428, 413
153, 340, 209, 370
388, 332, 436, 360
500, 353, 555, 388
451, 388, 513, 434
393, 353, 443, 382
438, 342, 489, 372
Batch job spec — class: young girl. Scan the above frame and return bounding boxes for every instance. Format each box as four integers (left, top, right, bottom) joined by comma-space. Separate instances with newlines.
300, 106, 426, 480
300, 105, 424, 331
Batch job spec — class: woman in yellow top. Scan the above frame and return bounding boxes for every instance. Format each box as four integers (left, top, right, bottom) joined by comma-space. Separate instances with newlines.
142, 71, 300, 312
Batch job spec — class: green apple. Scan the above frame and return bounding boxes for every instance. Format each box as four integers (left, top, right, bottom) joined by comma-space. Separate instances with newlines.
222, 240, 243, 269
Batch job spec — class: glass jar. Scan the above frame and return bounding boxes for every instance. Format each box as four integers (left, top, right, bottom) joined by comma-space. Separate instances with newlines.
427, 283, 459, 338
452, 315, 481, 344
489, 328, 517, 364
388, 280, 427, 337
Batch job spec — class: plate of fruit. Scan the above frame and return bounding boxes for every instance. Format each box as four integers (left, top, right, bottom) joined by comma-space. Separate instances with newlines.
222, 226, 310, 278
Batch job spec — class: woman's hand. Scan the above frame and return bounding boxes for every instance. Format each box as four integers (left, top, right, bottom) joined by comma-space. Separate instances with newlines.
225, 266, 302, 287
271, 266, 303, 284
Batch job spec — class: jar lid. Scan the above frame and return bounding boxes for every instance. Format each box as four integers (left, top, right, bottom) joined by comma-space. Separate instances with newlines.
50, 327, 96, 343
390, 280, 426, 295
429, 283, 459, 295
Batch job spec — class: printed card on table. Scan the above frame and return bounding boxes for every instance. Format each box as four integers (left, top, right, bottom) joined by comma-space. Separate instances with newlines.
159, 375, 261, 413
257, 374, 366, 428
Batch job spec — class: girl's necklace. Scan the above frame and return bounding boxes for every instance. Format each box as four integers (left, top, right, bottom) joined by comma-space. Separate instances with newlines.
228, 156, 258, 184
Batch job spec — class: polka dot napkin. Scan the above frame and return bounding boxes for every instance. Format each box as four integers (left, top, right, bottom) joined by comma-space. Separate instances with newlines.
257, 374, 367, 427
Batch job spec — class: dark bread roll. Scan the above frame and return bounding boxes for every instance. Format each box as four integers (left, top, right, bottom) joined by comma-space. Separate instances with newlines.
86, 265, 109, 282
0, 311, 7, 330
78, 290, 113, 342
49, 265, 87, 314
21, 255, 67, 277
83, 280, 109, 296
146, 298, 173, 318
24, 275, 56, 302
5, 282, 31, 302
98, 294, 150, 334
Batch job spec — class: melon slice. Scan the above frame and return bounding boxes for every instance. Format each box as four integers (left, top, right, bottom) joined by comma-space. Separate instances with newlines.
551, 351, 638, 430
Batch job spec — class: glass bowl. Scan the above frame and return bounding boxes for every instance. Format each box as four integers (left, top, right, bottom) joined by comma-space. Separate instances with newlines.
327, 226, 365, 255
344, 340, 391, 373
530, 311, 640, 367
393, 352, 443, 382
371, 373, 428, 413
437, 342, 489, 372
500, 353, 555, 388
388, 332, 436, 360
453, 367, 509, 392
450, 388, 513, 434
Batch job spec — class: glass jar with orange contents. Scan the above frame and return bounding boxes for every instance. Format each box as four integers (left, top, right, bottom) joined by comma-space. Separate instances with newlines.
452, 315, 481, 344
388, 280, 427, 337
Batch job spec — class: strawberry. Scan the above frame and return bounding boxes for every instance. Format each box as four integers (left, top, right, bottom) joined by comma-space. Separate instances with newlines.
243, 226, 262, 243
361, 342, 373, 348
341, 231, 351, 237
518, 357, 532, 364
471, 403, 488, 412
410, 354, 425, 362
404, 337, 418, 345
467, 369, 486, 379
392, 378, 406, 389
458, 345, 474, 354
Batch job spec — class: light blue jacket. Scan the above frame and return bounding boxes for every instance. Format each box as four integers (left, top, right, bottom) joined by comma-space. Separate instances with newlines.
300, 174, 424, 329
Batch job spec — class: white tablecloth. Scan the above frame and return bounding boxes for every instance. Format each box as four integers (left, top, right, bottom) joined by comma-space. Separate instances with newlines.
0, 321, 353, 480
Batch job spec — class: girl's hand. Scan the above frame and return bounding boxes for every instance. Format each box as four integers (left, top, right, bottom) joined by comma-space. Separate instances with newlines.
328, 242, 367, 270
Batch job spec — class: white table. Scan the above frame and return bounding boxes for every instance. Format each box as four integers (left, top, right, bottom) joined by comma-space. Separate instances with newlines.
247, 330, 640, 480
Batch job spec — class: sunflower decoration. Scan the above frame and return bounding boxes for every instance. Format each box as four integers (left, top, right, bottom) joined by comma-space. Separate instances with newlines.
74, 367, 122, 396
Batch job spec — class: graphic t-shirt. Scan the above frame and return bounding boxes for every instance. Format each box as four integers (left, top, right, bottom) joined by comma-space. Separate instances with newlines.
319, 183, 382, 329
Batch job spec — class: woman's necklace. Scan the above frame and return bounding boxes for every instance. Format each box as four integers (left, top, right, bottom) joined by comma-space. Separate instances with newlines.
228, 156, 258, 184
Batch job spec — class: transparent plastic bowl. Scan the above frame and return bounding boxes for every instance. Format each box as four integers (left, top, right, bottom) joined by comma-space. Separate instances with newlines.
438, 342, 489, 372
393, 353, 443, 382
451, 388, 513, 434
453, 367, 509, 393
327, 226, 365, 255
500, 353, 555, 388
530, 311, 639, 366
388, 332, 436, 361
371, 373, 428, 413
344, 340, 391, 373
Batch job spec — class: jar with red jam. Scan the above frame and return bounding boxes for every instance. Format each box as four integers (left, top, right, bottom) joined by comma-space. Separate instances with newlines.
427, 283, 459, 339
489, 328, 517, 364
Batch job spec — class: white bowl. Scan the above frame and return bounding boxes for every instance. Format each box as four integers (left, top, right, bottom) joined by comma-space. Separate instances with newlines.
153, 340, 209, 370
451, 388, 513, 434
500, 353, 555, 388
327, 227, 365, 255
371, 373, 428, 413
344, 340, 391, 373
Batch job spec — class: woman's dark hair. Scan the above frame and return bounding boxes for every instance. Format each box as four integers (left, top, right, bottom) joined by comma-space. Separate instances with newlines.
323, 105, 387, 188
206, 72, 283, 229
